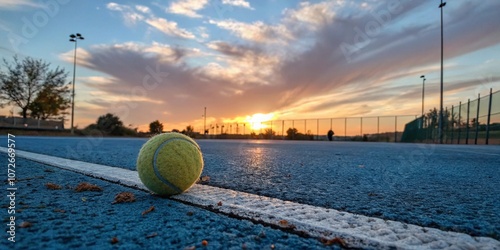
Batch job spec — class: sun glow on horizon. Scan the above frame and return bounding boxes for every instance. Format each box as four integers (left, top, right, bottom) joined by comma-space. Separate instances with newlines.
245, 113, 276, 131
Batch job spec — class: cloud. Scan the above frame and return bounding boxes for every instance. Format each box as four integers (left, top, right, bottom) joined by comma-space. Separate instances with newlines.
221, 0, 254, 10
168, 0, 208, 18
204, 41, 280, 85
107, 2, 144, 26
209, 19, 292, 43
135, 5, 151, 14
106, 2, 196, 39
145, 17, 196, 39
71, 1, 500, 129
283, 1, 336, 28
0, 0, 42, 9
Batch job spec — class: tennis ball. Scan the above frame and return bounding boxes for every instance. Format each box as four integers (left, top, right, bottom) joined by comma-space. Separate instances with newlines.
137, 132, 204, 196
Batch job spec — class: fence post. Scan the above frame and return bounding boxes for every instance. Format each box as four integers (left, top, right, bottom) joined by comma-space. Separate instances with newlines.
457, 102, 461, 144
377, 116, 380, 134
317, 119, 319, 140
304, 119, 307, 136
451, 105, 454, 144
360, 117, 363, 137
486, 88, 492, 145
466, 99, 470, 144
394, 116, 398, 142
424, 116, 428, 142
445, 107, 449, 144
344, 118, 347, 141
281, 120, 284, 137
474, 94, 480, 145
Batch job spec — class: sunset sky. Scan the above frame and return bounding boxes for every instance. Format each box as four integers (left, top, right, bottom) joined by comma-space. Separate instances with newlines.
0, 0, 499, 132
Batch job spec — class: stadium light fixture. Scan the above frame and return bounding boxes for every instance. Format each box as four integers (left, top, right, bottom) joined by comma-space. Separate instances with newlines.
69, 33, 84, 135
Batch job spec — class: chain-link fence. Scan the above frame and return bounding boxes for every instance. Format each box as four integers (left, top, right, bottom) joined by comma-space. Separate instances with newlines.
401, 89, 499, 144
194, 115, 417, 142
0, 116, 64, 130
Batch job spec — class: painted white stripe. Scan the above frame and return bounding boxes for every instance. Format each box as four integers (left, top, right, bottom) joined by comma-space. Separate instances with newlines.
2, 147, 499, 250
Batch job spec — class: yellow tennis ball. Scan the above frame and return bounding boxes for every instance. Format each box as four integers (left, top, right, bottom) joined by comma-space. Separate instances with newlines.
137, 132, 204, 196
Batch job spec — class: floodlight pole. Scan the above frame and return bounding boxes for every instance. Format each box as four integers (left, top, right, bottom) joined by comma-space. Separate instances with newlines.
69, 33, 84, 135
420, 75, 426, 118
203, 107, 207, 135
438, 0, 446, 144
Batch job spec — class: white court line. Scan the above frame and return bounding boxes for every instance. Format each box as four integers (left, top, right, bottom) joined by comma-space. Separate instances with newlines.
2, 147, 499, 250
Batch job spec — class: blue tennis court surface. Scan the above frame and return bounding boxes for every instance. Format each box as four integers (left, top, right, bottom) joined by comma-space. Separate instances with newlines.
4, 136, 500, 248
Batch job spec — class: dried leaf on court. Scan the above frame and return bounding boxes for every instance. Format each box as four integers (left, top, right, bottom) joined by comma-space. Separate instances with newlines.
19, 221, 32, 228
146, 232, 158, 238
45, 183, 62, 190
53, 209, 66, 213
142, 206, 155, 216
202, 240, 208, 246
320, 237, 347, 247
112, 192, 136, 204
75, 182, 103, 192
278, 220, 296, 229
110, 237, 119, 244
197, 175, 211, 184
217, 201, 222, 206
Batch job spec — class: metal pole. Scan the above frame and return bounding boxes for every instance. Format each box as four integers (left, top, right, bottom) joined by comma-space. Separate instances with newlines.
71, 40, 77, 135
203, 107, 206, 135
360, 117, 363, 137
344, 118, 347, 140
394, 116, 398, 142
451, 105, 454, 144
304, 119, 307, 135
282, 120, 284, 138
485, 88, 492, 145
438, 0, 446, 144
377, 116, 380, 141
466, 99, 470, 144
474, 93, 480, 145
445, 107, 449, 144
421, 76, 426, 118
317, 119, 319, 140
269, 121, 272, 139
457, 102, 461, 144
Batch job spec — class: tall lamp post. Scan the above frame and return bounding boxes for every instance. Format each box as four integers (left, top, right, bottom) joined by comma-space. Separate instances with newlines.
202, 107, 207, 135
420, 75, 426, 118
69, 33, 84, 135
438, 0, 446, 144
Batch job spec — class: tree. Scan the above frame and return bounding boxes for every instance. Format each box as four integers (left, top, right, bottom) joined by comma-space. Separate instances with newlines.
286, 127, 298, 140
425, 108, 439, 128
28, 85, 70, 120
84, 113, 137, 136
0, 56, 69, 119
182, 125, 195, 137
263, 128, 275, 139
96, 113, 124, 135
149, 120, 163, 134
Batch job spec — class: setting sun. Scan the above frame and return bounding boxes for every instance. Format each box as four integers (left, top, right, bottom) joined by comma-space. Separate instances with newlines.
245, 113, 276, 131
